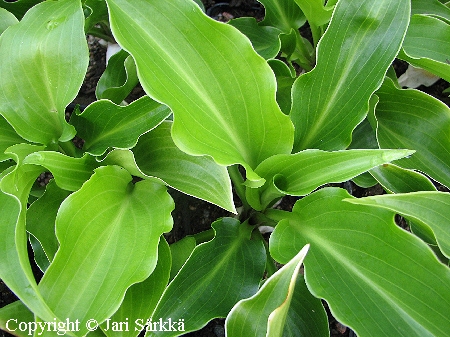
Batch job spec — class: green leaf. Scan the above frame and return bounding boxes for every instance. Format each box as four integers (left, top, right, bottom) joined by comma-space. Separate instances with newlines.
0, 144, 57, 322
169, 236, 196, 281
226, 245, 321, 337
0, 115, 26, 162
0, 301, 34, 337
84, 0, 109, 33
95, 49, 139, 104
228, 17, 281, 59
104, 238, 172, 337
37, 165, 174, 336
345, 191, 450, 259
71, 96, 171, 156
23, 152, 97, 191
0, 0, 41, 20
150, 218, 265, 336
246, 149, 413, 210
133, 121, 236, 213
411, 0, 450, 22
0, 7, 18, 34
258, 0, 306, 32
269, 187, 450, 337
398, 15, 450, 82
27, 180, 70, 263
292, 0, 333, 26
0, 0, 88, 145
268, 59, 296, 115
281, 276, 329, 337
374, 77, 450, 188
290, 0, 410, 151
106, 0, 294, 183
370, 163, 437, 193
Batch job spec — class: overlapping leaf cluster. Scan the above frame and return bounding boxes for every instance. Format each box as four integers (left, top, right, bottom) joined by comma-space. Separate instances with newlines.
1, 0, 449, 336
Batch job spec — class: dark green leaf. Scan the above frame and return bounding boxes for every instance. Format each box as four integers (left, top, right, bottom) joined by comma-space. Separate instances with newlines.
151, 218, 265, 336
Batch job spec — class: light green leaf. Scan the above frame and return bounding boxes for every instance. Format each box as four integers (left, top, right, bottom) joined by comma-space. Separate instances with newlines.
226, 245, 318, 337
0, 0, 88, 145
0, 7, 18, 34
290, 0, 410, 151
0, 115, 26, 162
345, 191, 450, 258
95, 49, 139, 104
0, 0, 41, 20
38, 165, 174, 336
258, 0, 306, 32
0, 301, 34, 337
374, 77, 450, 188
150, 218, 265, 336
71, 96, 171, 156
169, 236, 196, 281
228, 17, 281, 59
269, 187, 450, 337
292, 0, 333, 26
27, 180, 70, 263
246, 149, 413, 210
106, 0, 294, 183
399, 14, 450, 82
0, 144, 57, 322
370, 163, 437, 193
133, 121, 236, 213
411, 0, 450, 22
104, 238, 172, 337
23, 152, 97, 191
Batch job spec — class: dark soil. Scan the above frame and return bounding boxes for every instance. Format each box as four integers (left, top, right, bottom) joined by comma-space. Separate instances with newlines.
1, 1, 449, 337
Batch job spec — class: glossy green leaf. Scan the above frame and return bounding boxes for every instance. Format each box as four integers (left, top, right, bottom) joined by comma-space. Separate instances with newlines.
106, 0, 294, 183
370, 164, 437, 193
0, 0, 88, 145
150, 218, 265, 336
104, 238, 171, 337
226, 245, 314, 337
292, 0, 333, 26
0, 115, 25, 162
71, 96, 171, 156
169, 236, 196, 280
411, 0, 450, 22
133, 121, 236, 213
246, 149, 413, 210
374, 77, 450, 188
0, 144, 56, 322
346, 191, 450, 258
23, 152, 97, 191
290, 0, 410, 151
281, 276, 329, 337
258, 0, 306, 32
228, 17, 281, 59
269, 187, 450, 337
399, 15, 450, 82
0, 301, 34, 337
95, 49, 139, 104
0, 7, 18, 34
0, 0, 41, 20
27, 180, 70, 263
37, 165, 174, 336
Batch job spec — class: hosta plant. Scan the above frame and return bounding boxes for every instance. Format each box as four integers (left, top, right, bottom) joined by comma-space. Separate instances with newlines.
1, 0, 450, 336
